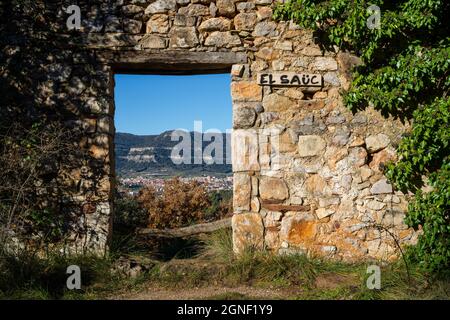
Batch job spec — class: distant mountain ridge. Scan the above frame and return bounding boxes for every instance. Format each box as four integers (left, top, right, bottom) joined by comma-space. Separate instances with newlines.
115, 131, 231, 176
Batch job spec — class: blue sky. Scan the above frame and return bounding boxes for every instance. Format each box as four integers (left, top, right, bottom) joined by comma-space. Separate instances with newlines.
114, 74, 232, 135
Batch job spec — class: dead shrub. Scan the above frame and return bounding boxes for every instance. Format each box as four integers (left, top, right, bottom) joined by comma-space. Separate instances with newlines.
137, 177, 211, 229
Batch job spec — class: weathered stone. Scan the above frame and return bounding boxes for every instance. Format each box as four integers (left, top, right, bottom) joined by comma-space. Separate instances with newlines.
257, 6, 272, 20
319, 197, 340, 208
216, 0, 236, 16
253, 22, 277, 37
336, 147, 367, 170
140, 34, 166, 48
174, 14, 196, 27
178, 4, 211, 16
326, 114, 346, 124
104, 16, 122, 32
205, 31, 241, 47
367, 200, 386, 210
278, 131, 297, 153
198, 17, 231, 32
324, 72, 340, 86
169, 27, 199, 48
250, 197, 261, 212
310, 57, 338, 71
266, 211, 283, 222
280, 213, 316, 246
237, 2, 256, 12
255, 47, 274, 60
261, 203, 309, 213
302, 46, 322, 56
305, 174, 328, 196
231, 81, 262, 101
233, 173, 251, 211
123, 4, 145, 15
332, 127, 351, 146
122, 18, 142, 34
231, 64, 245, 77
298, 99, 325, 110
234, 13, 257, 31
89, 144, 109, 159
274, 40, 293, 51
316, 208, 334, 219
279, 88, 303, 101
371, 179, 393, 194
298, 135, 326, 157
360, 165, 373, 181
145, 0, 176, 14
352, 113, 367, 124
369, 147, 397, 172
146, 14, 169, 33
232, 129, 260, 171
260, 112, 278, 124
272, 60, 285, 71
233, 105, 256, 128
262, 93, 292, 112
321, 245, 337, 254
259, 177, 289, 202
265, 230, 280, 249
209, 2, 218, 16
313, 91, 327, 99
350, 136, 365, 147
232, 213, 264, 254
365, 133, 390, 153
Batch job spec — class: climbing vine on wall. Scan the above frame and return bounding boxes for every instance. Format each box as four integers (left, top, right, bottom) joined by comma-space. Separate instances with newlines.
274, 0, 449, 272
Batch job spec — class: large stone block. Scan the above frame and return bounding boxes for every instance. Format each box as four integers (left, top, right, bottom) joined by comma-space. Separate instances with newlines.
232, 213, 264, 254
280, 213, 316, 246
233, 103, 257, 128
234, 13, 257, 31
297, 135, 326, 157
253, 21, 277, 37
140, 34, 166, 48
146, 14, 169, 33
204, 31, 241, 48
231, 81, 262, 102
305, 174, 329, 196
178, 4, 211, 16
262, 93, 292, 112
259, 177, 289, 202
370, 179, 393, 194
145, 0, 176, 14
198, 17, 231, 32
365, 133, 390, 153
217, 0, 236, 17
169, 27, 199, 48
369, 146, 397, 172
232, 129, 260, 171
310, 57, 338, 71
233, 173, 251, 211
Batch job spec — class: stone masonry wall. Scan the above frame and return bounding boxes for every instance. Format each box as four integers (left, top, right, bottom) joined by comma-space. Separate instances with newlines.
1, 0, 418, 260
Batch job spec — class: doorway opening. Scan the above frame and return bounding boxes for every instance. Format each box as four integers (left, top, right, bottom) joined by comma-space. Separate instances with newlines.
112, 73, 233, 260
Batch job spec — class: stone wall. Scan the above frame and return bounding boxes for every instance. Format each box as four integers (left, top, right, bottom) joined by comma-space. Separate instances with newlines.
1, 0, 418, 260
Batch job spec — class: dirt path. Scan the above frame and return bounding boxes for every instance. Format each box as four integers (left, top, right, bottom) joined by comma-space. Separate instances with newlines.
111, 285, 298, 300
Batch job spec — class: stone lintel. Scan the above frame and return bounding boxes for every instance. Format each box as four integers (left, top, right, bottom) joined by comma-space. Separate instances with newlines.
97, 50, 247, 74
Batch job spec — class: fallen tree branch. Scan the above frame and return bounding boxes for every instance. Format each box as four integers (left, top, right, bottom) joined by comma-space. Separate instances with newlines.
137, 217, 232, 238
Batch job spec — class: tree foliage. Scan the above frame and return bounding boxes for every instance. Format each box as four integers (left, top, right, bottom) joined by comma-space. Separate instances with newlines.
274, 0, 449, 271
137, 178, 212, 229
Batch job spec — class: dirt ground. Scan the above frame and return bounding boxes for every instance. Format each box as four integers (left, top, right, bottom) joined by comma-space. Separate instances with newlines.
111, 285, 297, 300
